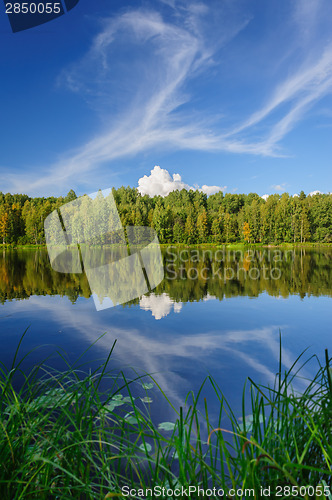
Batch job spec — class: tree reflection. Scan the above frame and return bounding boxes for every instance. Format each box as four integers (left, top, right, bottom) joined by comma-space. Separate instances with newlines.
1, 247, 332, 306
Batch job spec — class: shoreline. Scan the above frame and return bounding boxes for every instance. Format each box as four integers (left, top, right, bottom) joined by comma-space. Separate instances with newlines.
1, 242, 332, 250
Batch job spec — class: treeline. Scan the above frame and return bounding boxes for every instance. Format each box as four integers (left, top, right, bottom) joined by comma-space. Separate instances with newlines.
0, 190, 78, 245
0, 187, 332, 245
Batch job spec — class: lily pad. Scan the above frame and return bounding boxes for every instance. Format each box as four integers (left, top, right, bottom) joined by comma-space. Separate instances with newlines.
103, 395, 133, 413
112, 394, 124, 401
23, 389, 74, 412
104, 400, 125, 412
141, 382, 154, 390
140, 397, 153, 403
139, 443, 152, 453
158, 421, 176, 431
124, 412, 140, 425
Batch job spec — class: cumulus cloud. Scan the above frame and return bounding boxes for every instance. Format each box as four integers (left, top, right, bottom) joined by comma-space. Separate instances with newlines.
200, 184, 226, 196
308, 190, 322, 196
263, 190, 324, 199
137, 166, 226, 197
138, 166, 192, 197
292, 191, 323, 197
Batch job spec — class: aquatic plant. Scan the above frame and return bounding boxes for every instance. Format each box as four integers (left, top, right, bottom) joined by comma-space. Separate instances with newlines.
0, 331, 331, 499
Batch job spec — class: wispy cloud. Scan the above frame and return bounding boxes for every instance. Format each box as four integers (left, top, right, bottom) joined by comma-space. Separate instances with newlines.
4, 2, 250, 194
5, 0, 332, 194
271, 183, 287, 192
227, 45, 332, 153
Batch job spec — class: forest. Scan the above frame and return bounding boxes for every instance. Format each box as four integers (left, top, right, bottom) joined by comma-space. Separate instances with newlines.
0, 187, 331, 245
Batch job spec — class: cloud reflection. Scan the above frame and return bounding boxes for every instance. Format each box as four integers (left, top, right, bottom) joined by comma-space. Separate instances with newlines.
4, 293, 314, 411
140, 293, 182, 319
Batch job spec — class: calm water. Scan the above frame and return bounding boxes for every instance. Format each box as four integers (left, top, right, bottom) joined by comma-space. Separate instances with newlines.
0, 246, 331, 421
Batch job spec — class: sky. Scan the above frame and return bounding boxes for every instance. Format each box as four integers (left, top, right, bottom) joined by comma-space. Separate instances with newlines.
1, 0, 332, 198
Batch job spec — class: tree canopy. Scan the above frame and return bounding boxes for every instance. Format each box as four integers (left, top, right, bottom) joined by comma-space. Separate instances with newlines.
0, 188, 331, 245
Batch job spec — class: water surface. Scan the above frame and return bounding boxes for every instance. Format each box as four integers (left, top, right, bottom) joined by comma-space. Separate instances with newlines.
1, 246, 331, 421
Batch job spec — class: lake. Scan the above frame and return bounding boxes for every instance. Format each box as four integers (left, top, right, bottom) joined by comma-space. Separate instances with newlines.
0, 246, 331, 423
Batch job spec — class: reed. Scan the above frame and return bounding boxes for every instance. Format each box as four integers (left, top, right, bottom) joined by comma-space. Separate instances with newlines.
0, 331, 331, 499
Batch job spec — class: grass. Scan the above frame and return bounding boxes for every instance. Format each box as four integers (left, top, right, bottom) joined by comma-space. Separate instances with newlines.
0, 332, 331, 499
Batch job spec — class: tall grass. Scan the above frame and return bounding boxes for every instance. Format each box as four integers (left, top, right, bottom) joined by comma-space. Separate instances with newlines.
0, 333, 331, 499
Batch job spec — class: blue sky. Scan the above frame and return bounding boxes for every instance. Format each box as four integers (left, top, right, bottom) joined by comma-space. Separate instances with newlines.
1, 0, 332, 198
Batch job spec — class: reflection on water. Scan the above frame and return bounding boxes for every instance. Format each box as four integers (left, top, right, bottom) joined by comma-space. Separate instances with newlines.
0, 246, 331, 418
1, 246, 332, 305
140, 293, 183, 319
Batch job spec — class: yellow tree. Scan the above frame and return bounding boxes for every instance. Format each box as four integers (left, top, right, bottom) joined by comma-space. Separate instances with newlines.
242, 221, 251, 243
0, 207, 9, 244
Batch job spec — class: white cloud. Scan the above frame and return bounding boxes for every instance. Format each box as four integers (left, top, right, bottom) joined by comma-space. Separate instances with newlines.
272, 183, 286, 191
138, 166, 192, 197
10, 295, 312, 402
293, 0, 326, 44
200, 184, 226, 195
263, 190, 323, 199
203, 293, 217, 301
137, 166, 225, 197
0, 4, 254, 195
292, 191, 323, 197
4, 1, 332, 195
308, 190, 322, 196
233, 44, 332, 155
139, 292, 182, 319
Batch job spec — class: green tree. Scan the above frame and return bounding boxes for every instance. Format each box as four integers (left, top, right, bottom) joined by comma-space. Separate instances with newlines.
223, 212, 236, 243
152, 203, 172, 243
211, 217, 222, 243
22, 201, 45, 245
300, 207, 311, 243
64, 190, 77, 204
197, 209, 209, 243
260, 195, 279, 243
185, 214, 197, 244
173, 217, 185, 243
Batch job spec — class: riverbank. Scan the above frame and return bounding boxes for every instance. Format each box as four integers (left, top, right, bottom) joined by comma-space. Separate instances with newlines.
2, 241, 332, 250
0, 333, 331, 499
